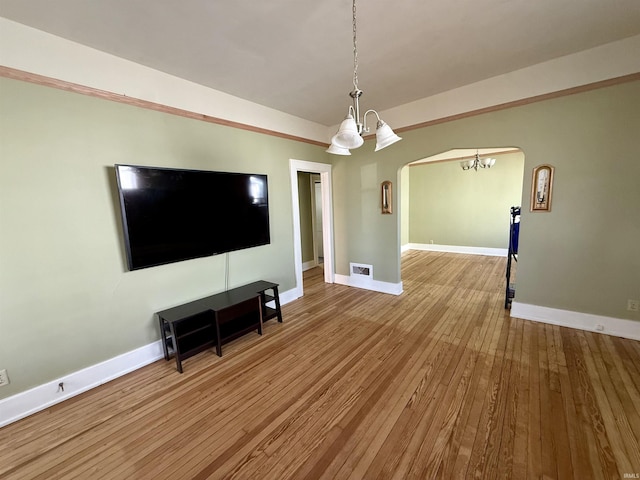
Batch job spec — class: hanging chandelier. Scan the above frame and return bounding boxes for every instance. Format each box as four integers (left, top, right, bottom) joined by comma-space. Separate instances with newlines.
327, 0, 402, 155
460, 152, 497, 171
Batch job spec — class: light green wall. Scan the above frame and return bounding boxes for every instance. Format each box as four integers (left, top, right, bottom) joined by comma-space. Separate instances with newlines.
330, 80, 640, 322
2, 75, 639, 399
0, 78, 328, 397
407, 152, 525, 248
297, 171, 314, 263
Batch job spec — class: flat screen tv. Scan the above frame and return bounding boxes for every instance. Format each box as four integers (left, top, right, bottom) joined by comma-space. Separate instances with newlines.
115, 164, 270, 270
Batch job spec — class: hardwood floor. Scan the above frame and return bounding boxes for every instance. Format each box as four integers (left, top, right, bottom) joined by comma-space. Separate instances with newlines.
1, 250, 639, 479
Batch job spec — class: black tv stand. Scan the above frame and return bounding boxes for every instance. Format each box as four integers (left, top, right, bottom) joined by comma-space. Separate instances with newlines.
157, 281, 282, 372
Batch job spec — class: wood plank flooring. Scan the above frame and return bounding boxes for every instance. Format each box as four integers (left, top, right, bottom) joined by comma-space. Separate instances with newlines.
1, 250, 639, 479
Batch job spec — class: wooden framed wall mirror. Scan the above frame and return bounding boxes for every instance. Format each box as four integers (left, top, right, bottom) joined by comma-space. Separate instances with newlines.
381, 181, 392, 214
530, 164, 554, 212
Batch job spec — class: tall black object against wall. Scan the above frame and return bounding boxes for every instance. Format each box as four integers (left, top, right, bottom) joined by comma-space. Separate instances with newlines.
505, 206, 520, 309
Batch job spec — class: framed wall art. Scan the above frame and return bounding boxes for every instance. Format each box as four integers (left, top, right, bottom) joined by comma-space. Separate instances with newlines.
381, 181, 392, 214
530, 164, 555, 212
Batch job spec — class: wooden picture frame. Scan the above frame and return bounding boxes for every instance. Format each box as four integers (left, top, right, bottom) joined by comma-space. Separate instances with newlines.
530, 164, 554, 212
381, 181, 392, 214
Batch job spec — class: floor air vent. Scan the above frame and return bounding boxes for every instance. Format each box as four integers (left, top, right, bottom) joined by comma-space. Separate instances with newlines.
350, 263, 373, 278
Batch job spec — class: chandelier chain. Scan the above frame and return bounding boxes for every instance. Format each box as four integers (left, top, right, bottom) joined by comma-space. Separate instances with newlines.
352, 0, 358, 91
327, 0, 401, 153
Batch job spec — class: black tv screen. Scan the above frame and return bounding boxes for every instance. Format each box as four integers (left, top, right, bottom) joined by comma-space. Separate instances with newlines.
115, 164, 270, 270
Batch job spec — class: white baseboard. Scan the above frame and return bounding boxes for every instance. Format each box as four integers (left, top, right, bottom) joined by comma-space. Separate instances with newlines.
267, 287, 298, 307
335, 273, 403, 296
407, 243, 507, 257
7, 291, 633, 428
0, 341, 165, 428
0, 287, 299, 428
511, 302, 640, 341
301, 260, 316, 272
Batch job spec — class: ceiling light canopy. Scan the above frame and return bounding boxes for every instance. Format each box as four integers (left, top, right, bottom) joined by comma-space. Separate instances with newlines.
460, 152, 496, 171
327, 0, 401, 155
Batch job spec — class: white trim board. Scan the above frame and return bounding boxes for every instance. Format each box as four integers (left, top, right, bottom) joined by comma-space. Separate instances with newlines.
0, 287, 298, 428
302, 260, 317, 272
334, 274, 403, 296
407, 243, 508, 257
0, 341, 165, 428
289, 159, 335, 300
6, 291, 635, 428
511, 302, 640, 341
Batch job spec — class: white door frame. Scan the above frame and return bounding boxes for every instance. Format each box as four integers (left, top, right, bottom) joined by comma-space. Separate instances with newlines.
310, 175, 323, 266
289, 159, 334, 298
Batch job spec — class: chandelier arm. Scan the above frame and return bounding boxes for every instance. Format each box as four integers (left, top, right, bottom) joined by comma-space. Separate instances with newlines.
362, 109, 381, 133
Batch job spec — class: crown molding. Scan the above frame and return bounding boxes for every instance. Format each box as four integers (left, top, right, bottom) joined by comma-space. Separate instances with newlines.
391, 72, 640, 136
2, 65, 638, 148
0, 65, 328, 148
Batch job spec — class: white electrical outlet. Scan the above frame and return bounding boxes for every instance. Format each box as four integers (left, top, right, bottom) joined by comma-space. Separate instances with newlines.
0, 369, 9, 387
628, 299, 640, 312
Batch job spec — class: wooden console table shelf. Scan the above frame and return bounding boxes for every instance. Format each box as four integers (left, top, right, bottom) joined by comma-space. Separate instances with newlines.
157, 281, 282, 372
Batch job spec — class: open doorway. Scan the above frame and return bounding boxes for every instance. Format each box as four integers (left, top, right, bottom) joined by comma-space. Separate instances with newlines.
312, 176, 324, 266
401, 148, 524, 254
289, 159, 334, 299
399, 147, 525, 301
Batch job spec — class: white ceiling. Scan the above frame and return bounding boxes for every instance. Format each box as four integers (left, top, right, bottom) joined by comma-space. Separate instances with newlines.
1, 0, 639, 127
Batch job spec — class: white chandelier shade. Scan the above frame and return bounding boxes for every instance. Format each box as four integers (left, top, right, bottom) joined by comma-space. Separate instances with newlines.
326, 143, 352, 155
374, 121, 402, 151
331, 111, 364, 150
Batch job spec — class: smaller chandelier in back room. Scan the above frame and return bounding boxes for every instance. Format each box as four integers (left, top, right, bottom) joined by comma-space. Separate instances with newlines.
327, 0, 402, 155
460, 152, 497, 171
